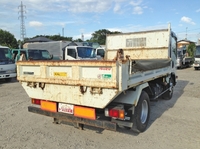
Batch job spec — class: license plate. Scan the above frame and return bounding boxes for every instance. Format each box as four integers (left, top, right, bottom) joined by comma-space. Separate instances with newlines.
58, 103, 74, 114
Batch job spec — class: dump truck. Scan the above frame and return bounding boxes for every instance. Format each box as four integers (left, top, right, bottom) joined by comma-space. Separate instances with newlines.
17, 24, 177, 133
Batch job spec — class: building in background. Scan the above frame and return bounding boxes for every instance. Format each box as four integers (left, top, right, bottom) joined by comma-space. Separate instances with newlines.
177, 39, 196, 48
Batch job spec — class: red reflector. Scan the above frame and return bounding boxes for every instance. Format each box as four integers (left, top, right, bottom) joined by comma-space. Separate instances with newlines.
31, 98, 41, 105
109, 109, 119, 118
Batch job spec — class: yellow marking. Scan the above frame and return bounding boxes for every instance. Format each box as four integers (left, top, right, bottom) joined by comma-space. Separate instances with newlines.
54, 72, 67, 77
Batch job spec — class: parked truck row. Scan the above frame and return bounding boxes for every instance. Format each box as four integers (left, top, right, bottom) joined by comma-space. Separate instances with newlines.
17, 24, 177, 133
26, 41, 105, 60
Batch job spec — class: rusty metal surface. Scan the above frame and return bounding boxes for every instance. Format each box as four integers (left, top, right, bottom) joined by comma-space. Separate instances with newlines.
28, 106, 117, 131
17, 60, 116, 66
18, 78, 118, 88
22, 83, 119, 109
105, 27, 170, 60
17, 60, 119, 88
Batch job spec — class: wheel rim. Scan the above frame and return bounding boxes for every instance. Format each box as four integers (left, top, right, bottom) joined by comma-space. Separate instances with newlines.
140, 100, 148, 124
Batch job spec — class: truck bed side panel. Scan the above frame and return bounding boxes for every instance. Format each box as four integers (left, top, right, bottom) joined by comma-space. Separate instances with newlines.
106, 29, 170, 60
17, 60, 118, 88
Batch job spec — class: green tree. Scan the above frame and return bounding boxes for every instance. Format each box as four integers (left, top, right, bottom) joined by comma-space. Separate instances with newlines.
90, 29, 121, 45
187, 43, 196, 62
0, 29, 18, 48
30, 35, 73, 41
73, 38, 83, 42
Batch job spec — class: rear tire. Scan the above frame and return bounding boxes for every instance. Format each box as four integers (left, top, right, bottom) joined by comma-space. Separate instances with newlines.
131, 91, 150, 133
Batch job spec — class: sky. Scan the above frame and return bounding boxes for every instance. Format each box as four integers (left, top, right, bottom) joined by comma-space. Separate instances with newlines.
0, 0, 200, 43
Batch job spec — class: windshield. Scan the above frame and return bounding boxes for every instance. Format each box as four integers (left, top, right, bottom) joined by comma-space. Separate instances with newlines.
28, 49, 51, 60
0, 48, 13, 63
77, 47, 96, 58
195, 46, 200, 56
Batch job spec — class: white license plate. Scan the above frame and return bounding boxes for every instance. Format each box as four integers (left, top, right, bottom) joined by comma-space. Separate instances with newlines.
58, 103, 74, 114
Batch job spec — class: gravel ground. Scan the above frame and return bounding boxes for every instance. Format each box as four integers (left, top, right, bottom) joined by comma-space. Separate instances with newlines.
0, 67, 200, 149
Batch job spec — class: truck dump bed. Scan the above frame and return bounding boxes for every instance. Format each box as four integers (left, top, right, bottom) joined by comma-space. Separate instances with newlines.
17, 59, 171, 109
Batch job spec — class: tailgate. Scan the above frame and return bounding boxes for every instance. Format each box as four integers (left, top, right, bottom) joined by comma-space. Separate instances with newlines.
17, 60, 118, 88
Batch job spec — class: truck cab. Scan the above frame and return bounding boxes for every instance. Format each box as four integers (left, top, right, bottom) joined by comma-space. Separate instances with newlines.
63, 46, 102, 60
176, 46, 192, 69
96, 47, 105, 58
0, 45, 16, 82
193, 45, 200, 70
12, 49, 53, 61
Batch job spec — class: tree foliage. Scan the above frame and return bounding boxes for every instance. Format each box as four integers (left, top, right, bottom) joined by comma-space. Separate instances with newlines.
0, 29, 18, 48
73, 38, 83, 42
26, 35, 73, 42
90, 29, 121, 45
187, 43, 196, 61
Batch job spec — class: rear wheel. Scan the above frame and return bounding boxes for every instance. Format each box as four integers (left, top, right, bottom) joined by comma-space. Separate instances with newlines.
131, 91, 150, 133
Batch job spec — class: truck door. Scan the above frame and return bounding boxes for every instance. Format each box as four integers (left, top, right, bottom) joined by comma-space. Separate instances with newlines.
65, 47, 76, 60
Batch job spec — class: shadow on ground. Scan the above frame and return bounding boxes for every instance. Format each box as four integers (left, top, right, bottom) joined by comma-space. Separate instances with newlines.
147, 79, 189, 129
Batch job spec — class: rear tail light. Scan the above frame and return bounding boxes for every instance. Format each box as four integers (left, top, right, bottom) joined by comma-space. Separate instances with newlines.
31, 98, 41, 105
105, 108, 125, 120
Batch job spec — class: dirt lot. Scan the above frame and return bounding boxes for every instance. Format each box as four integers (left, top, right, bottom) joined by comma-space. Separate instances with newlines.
0, 67, 200, 149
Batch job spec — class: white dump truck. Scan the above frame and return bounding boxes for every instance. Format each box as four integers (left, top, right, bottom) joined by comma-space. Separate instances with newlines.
17, 24, 177, 133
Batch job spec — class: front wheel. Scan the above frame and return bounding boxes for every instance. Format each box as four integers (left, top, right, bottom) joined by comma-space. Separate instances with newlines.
131, 91, 150, 133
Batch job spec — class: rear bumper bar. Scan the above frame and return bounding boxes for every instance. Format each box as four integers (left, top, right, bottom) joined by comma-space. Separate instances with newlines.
28, 106, 117, 131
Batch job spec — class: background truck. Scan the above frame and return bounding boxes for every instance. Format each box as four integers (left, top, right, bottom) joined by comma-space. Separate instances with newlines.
193, 45, 200, 70
26, 41, 102, 60
176, 46, 193, 69
26, 41, 72, 60
0, 45, 17, 82
63, 46, 102, 60
17, 24, 177, 133
96, 47, 105, 58
12, 48, 53, 62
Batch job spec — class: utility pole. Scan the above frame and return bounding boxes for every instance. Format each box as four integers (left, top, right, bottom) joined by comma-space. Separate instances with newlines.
18, 1, 26, 43
185, 27, 188, 40
81, 33, 84, 41
62, 28, 64, 37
